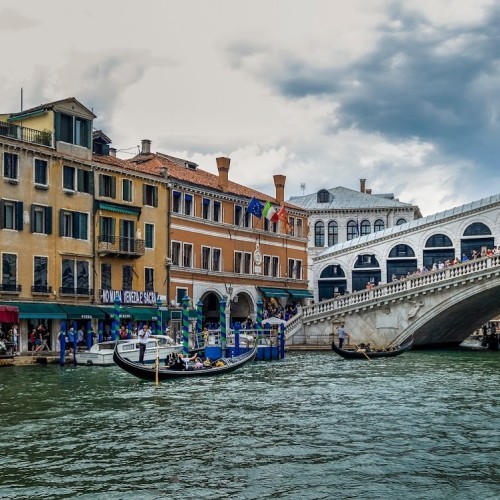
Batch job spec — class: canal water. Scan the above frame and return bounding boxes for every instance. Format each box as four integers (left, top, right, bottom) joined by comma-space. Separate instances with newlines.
0, 349, 499, 500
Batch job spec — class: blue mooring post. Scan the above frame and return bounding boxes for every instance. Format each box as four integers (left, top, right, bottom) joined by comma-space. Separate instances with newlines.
112, 295, 121, 341
234, 323, 240, 356
219, 298, 227, 355
98, 322, 103, 343
72, 321, 78, 366
197, 300, 203, 347
280, 323, 285, 359
86, 320, 92, 350
256, 299, 263, 361
59, 320, 66, 366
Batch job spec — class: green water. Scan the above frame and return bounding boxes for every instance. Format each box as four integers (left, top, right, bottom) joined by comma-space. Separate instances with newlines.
0, 350, 499, 499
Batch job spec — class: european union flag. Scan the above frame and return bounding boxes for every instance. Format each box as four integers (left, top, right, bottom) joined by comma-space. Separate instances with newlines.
247, 197, 263, 218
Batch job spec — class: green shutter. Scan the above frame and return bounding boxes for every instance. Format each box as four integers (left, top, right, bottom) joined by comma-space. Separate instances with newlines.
16, 201, 23, 231
111, 218, 116, 238
88, 172, 94, 195
46, 207, 52, 235
111, 177, 116, 199
99, 174, 104, 196
77, 169, 84, 192
142, 184, 147, 205
59, 210, 64, 236
0, 200, 4, 229
154, 186, 158, 207
72, 211, 80, 239
86, 120, 92, 149
54, 112, 61, 141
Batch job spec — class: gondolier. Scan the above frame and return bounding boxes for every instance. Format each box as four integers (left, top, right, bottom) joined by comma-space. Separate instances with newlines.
138, 324, 151, 364
338, 324, 346, 349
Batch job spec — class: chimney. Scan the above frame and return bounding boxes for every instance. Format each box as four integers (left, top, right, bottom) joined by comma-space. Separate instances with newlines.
366, 188, 372, 194
109, 147, 117, 157
216, 157, 230, 192
141, 139, 151, 155
360, 178, 366, 193
274, 174, 286, 205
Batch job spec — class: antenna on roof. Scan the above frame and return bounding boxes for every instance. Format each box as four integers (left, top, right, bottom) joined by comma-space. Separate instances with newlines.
20, 87, 23, 111
300, 183, 306, 195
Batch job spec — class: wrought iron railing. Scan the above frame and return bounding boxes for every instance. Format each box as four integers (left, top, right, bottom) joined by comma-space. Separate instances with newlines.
31, 285, 53, 294
97, 235, 145, 257
59, 287, 93, 296
0, 284, 22, 293
0, 121, 52, 147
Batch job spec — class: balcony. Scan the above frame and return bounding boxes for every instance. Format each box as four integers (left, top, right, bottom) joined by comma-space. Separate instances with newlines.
31, 285, 53, 295
97, 235, 145, 259
0, 284, 21, 294
0, 121, 52, 147
59, 287, 93, 296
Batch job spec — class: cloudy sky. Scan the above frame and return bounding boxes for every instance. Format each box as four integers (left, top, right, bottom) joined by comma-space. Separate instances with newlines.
2, 0, 499, 215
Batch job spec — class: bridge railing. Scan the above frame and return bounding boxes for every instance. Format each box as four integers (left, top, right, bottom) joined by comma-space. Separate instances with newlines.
303, 253, 500, 320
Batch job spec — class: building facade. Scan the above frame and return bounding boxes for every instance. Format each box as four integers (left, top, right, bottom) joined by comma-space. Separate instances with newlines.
288, 179, 422, 293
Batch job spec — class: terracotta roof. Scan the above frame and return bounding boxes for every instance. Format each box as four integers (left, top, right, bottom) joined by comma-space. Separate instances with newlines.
9, 97, 96, 119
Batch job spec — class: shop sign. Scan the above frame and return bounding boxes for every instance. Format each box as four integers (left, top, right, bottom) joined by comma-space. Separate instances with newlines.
101, 290, 159, 305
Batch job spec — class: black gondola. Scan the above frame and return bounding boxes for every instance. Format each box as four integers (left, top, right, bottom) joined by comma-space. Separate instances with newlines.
113, 345, 257, 380
331, 338, 413, 359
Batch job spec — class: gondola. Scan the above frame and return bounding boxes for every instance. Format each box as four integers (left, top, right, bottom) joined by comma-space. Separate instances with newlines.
113, 345, 257, 381
331, 338, 413, 359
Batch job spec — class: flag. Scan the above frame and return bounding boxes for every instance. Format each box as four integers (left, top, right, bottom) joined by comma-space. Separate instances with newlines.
277, 206, 289, 233
247, 197, 263, 218
263, 201, 279, 222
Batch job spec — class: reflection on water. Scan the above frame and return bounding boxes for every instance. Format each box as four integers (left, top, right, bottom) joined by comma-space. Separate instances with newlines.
0, 350, 499, 499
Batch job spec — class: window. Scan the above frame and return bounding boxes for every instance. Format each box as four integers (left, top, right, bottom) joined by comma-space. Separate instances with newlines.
61, 259, 90, 294
123, 265, 133, 291
314, 221, 325, 247
58, 113, 90, 147
119, 219, 135, 252
184, 194, 193, 215
2, 253, 18, 290
244, 210, 251, 228
78, 169, 93, 194
271, 256, 279, 277
143, 184, 158, 207
145, 268, 154, 291
288, 259, 302, 279
463, 223, 491, 236
360, 220, 371, 236
347, 220, 359, 240
63, 165, 76, 191
99, 216, 115, 243
389, 244, 415, 258
263, 255, 271, 276
59, 210, 88, 240
99, 174, 116, 198
317, 189, 330, 203
396, 218, 407, 226
171, 241, 181, 266
234, 252, 242, 273
101, 264, 111, 290
31, 205, 52, 234
328, 221, 338, 246
289, 217, 295, 236
145, 223, 154, 249
295, 260, 302, 279
33, 256, 48, 292
3, 153, 18, 180
374, 219, 385, 232
183, 243, 193, 267
202, 198, 210, 220
172, 191, 181, 213
213, 201, 221, 222
296, 218, 303, 238
234, 205, 242, 225
244, 253, 252, 274
212, 248, 221, 271
426, 234, 453, 247
34, 159, 48, 186
202, 247, 211, 270
74, 117, 88, 147
122, 179, 133, 202
1, 200, 23, 230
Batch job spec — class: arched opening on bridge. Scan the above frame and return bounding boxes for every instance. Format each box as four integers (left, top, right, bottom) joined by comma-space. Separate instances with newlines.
423, 234, 455, 268
200, 291, 222, 327
352, 254, 381, 291
230, 292, 254, 326
461, 222, 494, 258
387, 244, 417, 282
319, 265, 347, 300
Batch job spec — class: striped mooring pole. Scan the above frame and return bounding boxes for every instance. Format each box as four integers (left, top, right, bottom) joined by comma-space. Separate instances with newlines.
220, 298, 227, 353
182, 295, 190, 356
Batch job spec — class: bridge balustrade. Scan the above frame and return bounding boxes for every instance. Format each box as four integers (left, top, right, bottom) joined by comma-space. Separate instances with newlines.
303, 254, 500, 320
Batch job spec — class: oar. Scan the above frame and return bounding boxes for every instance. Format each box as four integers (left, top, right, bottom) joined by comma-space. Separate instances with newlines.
350, 339, 372, 362
155, 340, 159, 386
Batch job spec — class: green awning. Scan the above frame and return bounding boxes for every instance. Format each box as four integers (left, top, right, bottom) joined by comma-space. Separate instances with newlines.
95, 200, 142, 216
258, 287, 290, 298
2, 301, 66, 319
58, 305, 106, 320
287, 289, 313, 300
122, 306, 159, 321
99, 306, 132, 319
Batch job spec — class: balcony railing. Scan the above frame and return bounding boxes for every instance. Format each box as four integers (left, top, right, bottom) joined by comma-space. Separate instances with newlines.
59, 287, 93, 296
0, 121, 53, 147
31, 285, 53, 294
97, 235, 145, 259
0, 284, 22, 293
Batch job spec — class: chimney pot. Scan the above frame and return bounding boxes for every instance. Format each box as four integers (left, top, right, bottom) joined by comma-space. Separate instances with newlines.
216, 157, 230, 192
109, 147, 117, 157
141, 139, 151, 155
360, 179, 366, 193
273, 174, 286, 205
366, 188, 372, 194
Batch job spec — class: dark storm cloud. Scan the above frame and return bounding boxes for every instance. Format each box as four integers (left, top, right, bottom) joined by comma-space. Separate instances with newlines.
271, 4, 500, 168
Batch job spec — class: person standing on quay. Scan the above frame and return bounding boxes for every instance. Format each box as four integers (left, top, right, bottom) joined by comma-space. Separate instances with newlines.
138, 324, 150, 364
338, 324, 347, 349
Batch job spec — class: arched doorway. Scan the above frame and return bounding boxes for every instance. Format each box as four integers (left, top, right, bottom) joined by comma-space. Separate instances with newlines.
387, 244, 417, 282
461, 222, 494, 258
423, 234, 455, 268
201, 291, 221, 326
230, 292, 254, 325
319, 264, 347, 300
352, 254, 381, 291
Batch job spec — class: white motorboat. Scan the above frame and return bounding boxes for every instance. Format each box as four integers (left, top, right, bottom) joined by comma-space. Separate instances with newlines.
75, 335, 182, 366
459, 334, 487, 350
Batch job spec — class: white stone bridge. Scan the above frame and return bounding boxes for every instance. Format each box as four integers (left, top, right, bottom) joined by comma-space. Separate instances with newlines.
285, 194, 500, 348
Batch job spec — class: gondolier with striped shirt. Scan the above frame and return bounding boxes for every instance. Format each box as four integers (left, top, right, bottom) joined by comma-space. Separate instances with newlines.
138, 324, 151, 365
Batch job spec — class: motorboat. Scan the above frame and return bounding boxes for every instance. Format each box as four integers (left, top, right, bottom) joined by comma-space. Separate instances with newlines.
459, 334, 488, 350
75, 335, 182, 366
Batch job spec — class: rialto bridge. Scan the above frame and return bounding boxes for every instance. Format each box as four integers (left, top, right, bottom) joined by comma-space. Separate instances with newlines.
286, 194, 500, 348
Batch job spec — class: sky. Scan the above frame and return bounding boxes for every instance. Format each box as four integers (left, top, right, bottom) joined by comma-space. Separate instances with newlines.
1, 0, 499, 216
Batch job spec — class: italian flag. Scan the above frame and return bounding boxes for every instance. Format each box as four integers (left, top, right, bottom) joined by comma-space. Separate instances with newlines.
263, 201, 279, 222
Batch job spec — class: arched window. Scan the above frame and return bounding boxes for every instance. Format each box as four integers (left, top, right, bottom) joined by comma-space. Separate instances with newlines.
327, 221, 338, 246
314, 221, 325, 247
360, 220, 371, 236
317, 189, 331, 203
425, 234, 453, 247
374, 219, 385, 232
347, 220, 359, 240
389, 244, 415, 258
463, 222, 491, 236
396, 218, 407, 226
